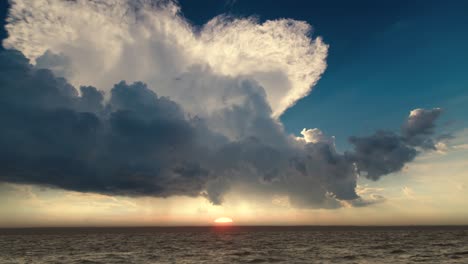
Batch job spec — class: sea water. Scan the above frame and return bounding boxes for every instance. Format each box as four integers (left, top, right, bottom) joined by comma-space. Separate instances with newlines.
1, 226, 467, 263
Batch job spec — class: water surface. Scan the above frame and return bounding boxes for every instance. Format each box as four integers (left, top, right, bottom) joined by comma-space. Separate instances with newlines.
1, 226, 467, 263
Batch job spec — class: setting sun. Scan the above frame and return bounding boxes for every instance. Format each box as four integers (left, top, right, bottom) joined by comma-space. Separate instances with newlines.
214, 217, 233, 224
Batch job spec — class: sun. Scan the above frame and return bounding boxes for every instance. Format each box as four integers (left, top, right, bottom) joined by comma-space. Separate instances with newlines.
214, 217, 233, 225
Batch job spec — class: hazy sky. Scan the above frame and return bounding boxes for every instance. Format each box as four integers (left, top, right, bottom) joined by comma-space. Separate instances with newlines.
0, 0, 467, 227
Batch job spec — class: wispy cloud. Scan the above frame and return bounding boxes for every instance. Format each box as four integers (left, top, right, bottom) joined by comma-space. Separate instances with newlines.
225, 0, 238, 8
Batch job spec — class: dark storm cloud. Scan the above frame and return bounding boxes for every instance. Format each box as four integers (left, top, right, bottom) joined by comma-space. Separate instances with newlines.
347, 131, 417, 180
0, 50, 444, 207
0, 50, 212, 197
347, 109, 443, 181
402, 108, 443, 149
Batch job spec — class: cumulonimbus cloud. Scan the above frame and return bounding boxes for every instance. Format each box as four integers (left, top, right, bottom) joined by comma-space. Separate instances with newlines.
0, 49, 443, 208
0, 0, 445, 208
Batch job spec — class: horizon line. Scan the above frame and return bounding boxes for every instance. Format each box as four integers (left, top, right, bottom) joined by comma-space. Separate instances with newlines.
2, 224, 468, 229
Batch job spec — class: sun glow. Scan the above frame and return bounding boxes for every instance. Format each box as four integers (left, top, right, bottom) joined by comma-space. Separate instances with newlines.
214, 217, 233, 224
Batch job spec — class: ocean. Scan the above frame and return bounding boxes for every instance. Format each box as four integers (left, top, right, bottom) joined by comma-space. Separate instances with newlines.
1, 226, 467, 263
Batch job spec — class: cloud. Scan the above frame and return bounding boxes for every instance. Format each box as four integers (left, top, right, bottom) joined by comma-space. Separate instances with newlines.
225, 0, 238, 8
0, 1, 445, 209
4, 0, 328, 118
297, 128, 335, 144
345, 194, 386, 208
0, 49, 444, 208
1, 50, 214, 197
347, 131, 417, 180
402, 186, 415, 199
402, 108, 443, 149
346, 108, 444, 181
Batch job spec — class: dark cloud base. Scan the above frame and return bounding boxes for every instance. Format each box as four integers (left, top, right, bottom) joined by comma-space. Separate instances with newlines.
0, 50, 444, 208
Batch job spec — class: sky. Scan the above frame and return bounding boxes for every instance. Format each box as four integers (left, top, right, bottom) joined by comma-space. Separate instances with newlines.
0, 0, 467, 227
